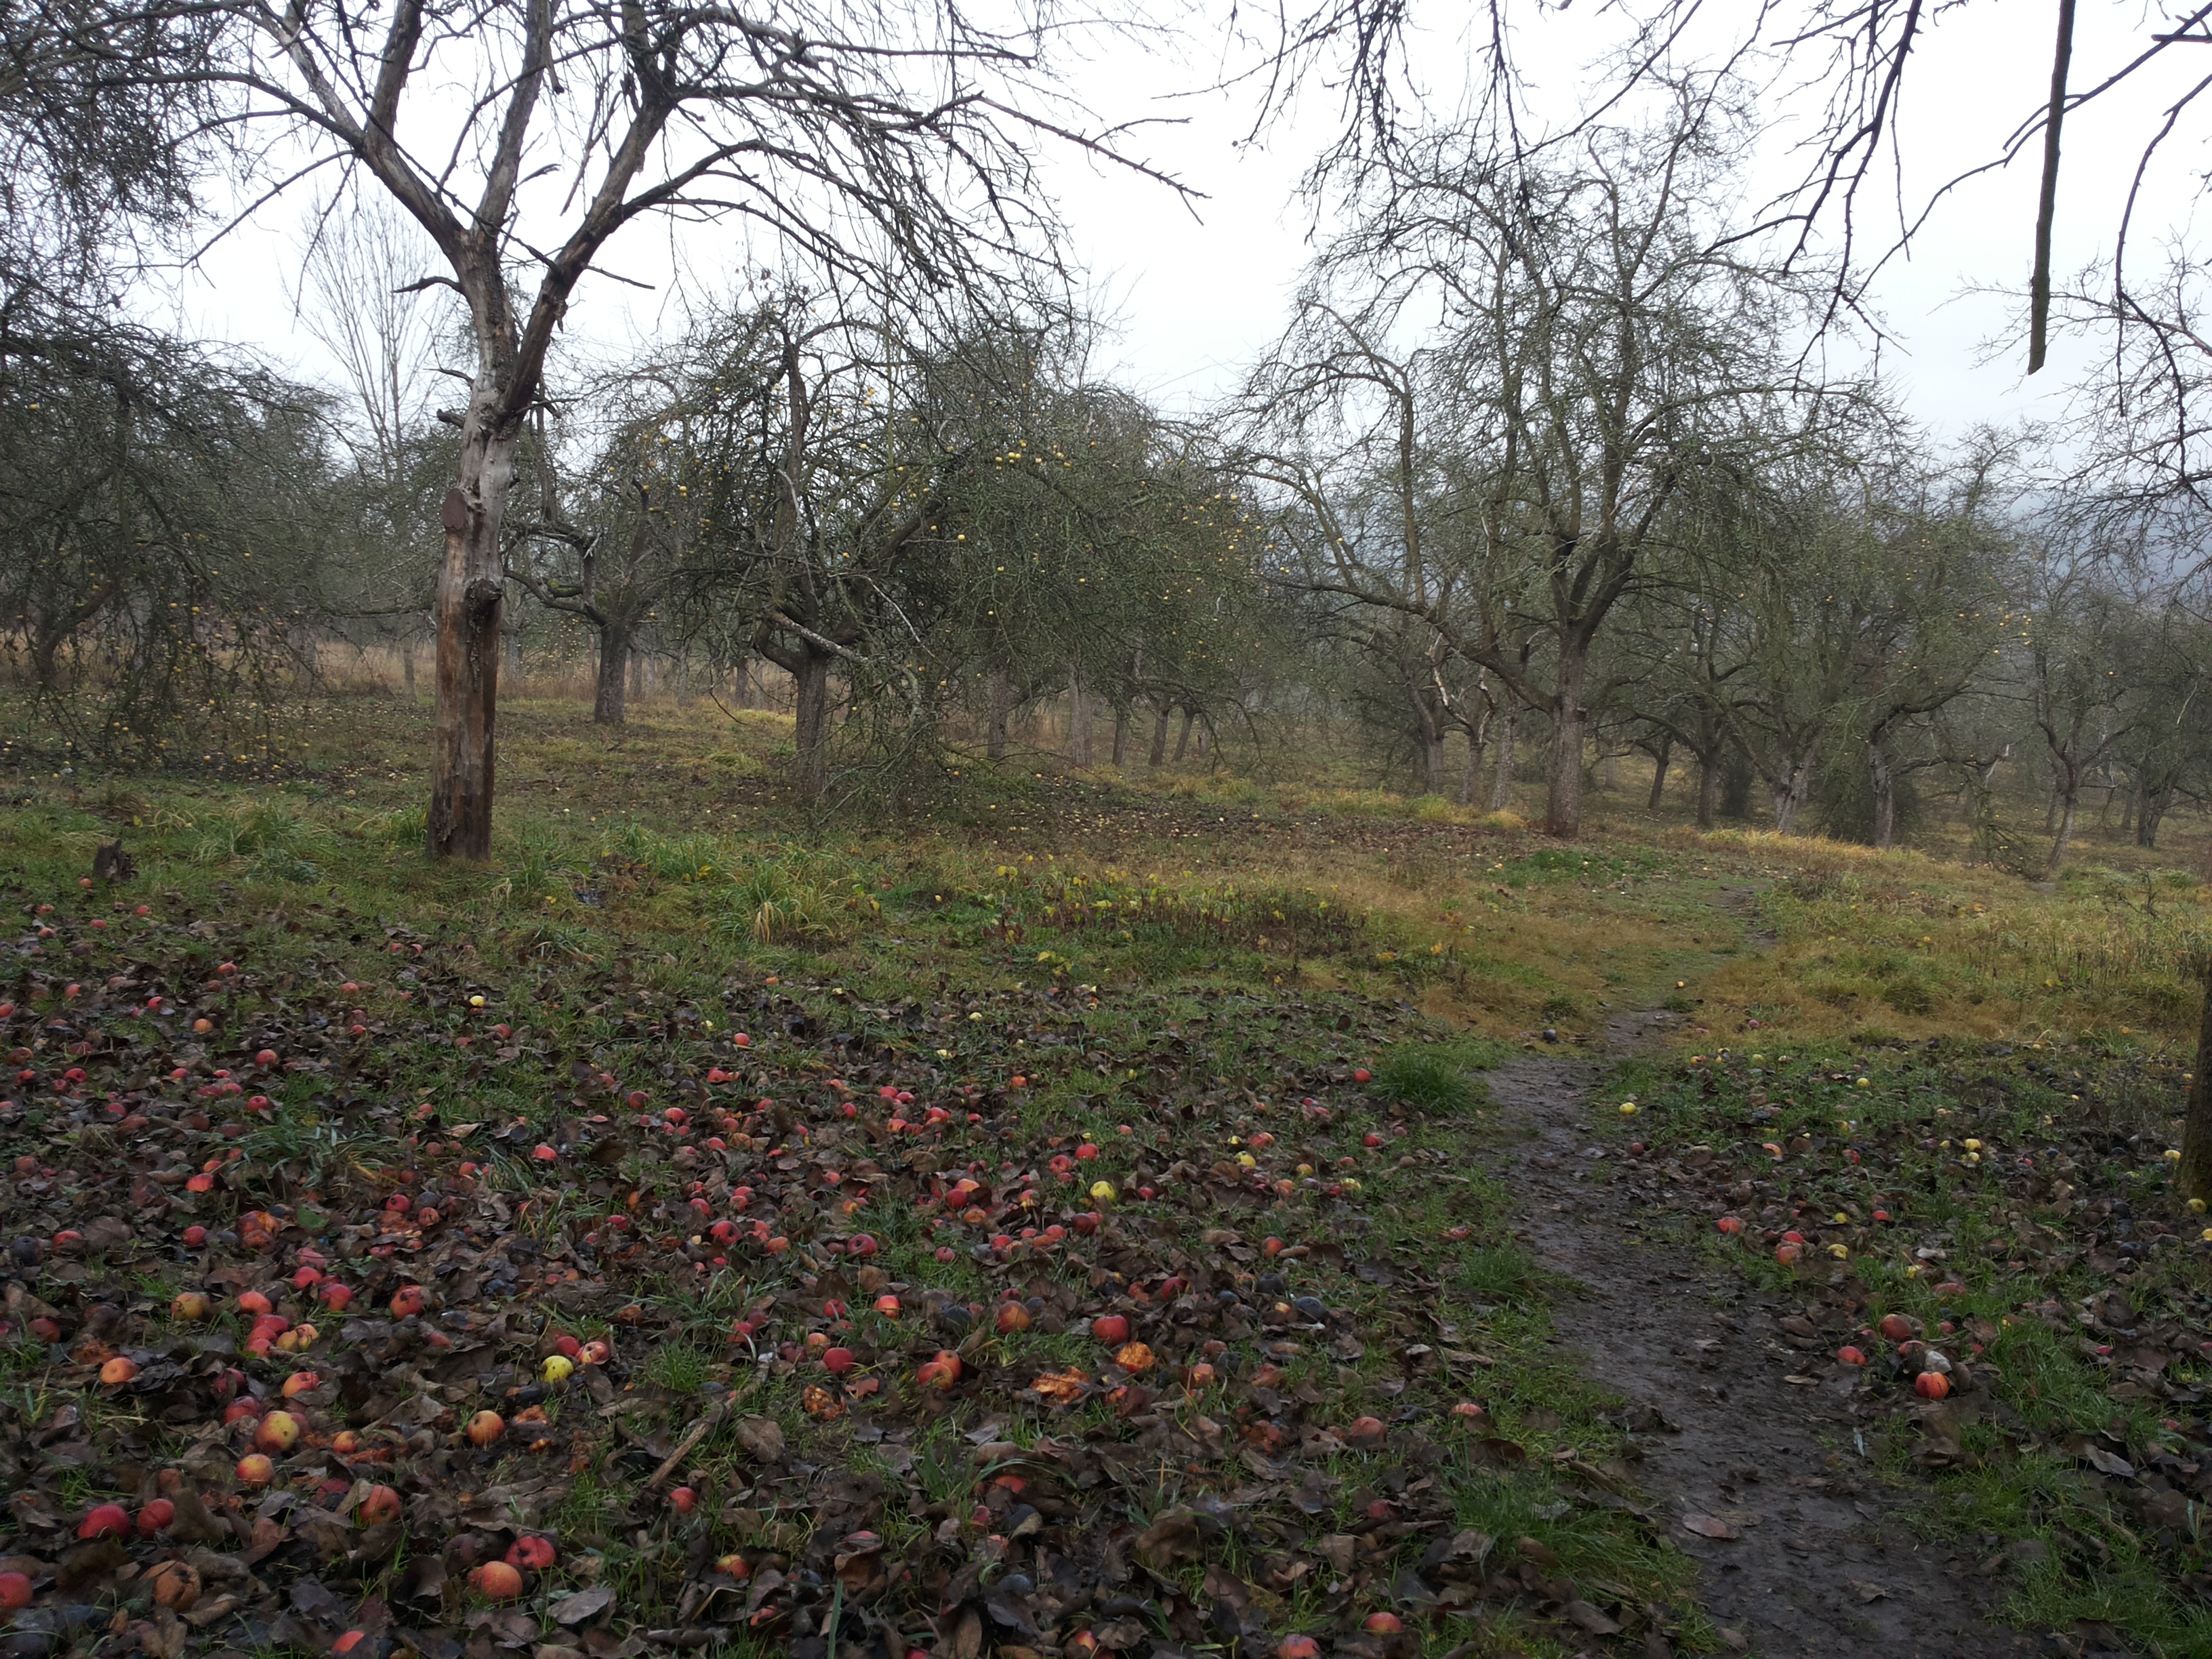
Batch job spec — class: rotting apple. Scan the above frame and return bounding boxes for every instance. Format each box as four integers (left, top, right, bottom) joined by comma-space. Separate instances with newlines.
504, 1536, 557, 1571
356, 1486, 402, 1526
466, 1410, 505, 1447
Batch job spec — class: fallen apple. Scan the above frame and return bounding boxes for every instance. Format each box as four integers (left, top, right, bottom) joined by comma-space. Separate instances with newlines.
236, 1453, 275, 1486
356, 1485, 403, 1525
98, 1356, 137, 1387
171, 1291, 211, 1322
468, 1561, 525, 1601
995, 1303, 1032, 1335
146, 1561, 200, 1612
281, 1370, 319, 1397
1092, 1314, 1132, 1345
0, 1574, 30, 1612
1914, 1370, 1951, 1400
136, 1499, 175, 1536
76, 1504, 130, 1541
668, 1486, 698, 1514
505, 1536, 557, 1571
917, 1350, 963, 1390
254, 1410, 302, 1452
1361, 1613, 1403, 1634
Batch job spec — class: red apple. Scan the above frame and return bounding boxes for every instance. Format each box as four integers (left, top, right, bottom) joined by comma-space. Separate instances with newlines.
389, 1285, 426, 1319
995, 1303, 1032, 1335
466, 1410, 504, 1447
254, 1409, 302, 1452
468, 1561, 524, 1601
136, 1498, 175, 1536
236, 1453, 275, 1486
1092, 1314, 1130, 1345
1914, 1371, 1951, 1400
504, 1536, 556, 1571
917, 1351, 963, 1391
171, 1290, 211, 1322
0, 1573, 30, 1612
356, 1485, 402, 1525
77, 1504, 131, 1541
668, 1486, 698, 1514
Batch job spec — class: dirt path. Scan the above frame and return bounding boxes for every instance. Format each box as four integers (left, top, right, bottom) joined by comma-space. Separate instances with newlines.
1491, 1011, 2049, 1658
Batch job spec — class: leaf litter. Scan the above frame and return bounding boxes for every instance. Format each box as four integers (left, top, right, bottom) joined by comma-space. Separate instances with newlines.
0, 891, 1696, 1659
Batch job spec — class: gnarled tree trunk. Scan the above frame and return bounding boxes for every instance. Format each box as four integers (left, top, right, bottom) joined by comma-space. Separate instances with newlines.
791, 649, 832, 798
1149, 703, 1170, 766
429, 464, 512, 862
593, 616, 631, 724
1647, 735, 1671, 808
1542, 642, 1589, 837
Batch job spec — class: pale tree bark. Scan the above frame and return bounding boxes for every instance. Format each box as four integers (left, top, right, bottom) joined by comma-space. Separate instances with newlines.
1488, 695, 1519, 811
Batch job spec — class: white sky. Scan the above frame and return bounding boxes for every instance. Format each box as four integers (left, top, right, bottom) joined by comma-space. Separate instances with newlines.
164, 3, 2212, 450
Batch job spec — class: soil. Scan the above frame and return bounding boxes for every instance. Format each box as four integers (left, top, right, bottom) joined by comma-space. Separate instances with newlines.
1490, 1010, 2058, 1659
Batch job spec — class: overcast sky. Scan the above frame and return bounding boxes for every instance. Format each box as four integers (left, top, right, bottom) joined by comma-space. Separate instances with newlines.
165, 3, 2212, 450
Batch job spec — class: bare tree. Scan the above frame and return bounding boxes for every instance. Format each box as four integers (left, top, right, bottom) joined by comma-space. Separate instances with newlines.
58, 0, 1182, 855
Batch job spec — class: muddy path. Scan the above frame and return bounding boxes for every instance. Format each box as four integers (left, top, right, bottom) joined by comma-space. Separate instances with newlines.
1492, 1011, 2051, 1658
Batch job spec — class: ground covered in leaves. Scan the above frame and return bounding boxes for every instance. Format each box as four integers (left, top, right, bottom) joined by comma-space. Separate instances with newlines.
1605, 1037, 2212, 1652
0, 881, 1708, 1659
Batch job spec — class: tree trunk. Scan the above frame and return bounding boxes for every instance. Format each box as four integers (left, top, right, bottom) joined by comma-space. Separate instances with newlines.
1696, 747, 1719, 831
2119, 776, 2137, 836
2177, 972, 2212, 1203
1647, 735, 1671, 808
1458, 727, 1486, 806
987, 668, 1010, 761
1771, 755, 1812, 834
1601, 750, 1618, 792
1870, 740, 1898, 851
1418, 692, 1448, 795
1173, 708, 1195, 763
629, 646, 646, 703
1149, 704, 1170, 767
2141, 777, 2170, 848
593, 617, 630, 725
1111, 705, 1129, 767
1069, 665, 1092, 766
2046, 778, 2079, 876
402, 639, 417, 698
1542, 645, 1588, 837
428, 466, 510, 862
792, 649, 832, 799
1488, 698, 1519, 811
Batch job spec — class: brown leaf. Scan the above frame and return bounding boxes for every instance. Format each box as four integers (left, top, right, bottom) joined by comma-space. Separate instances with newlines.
1680, 1514, 1739, 1540
943, 1605, 983, 1659
1134, 1509, 1205, 1571
732, 1417, 784, 1462
1562, 1599, 1623, 1635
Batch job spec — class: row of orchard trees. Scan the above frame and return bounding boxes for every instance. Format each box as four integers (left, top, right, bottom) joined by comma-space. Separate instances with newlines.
2, 238, 1283, 802
496, 301, 1284, 797
1227, 82, 2212, 873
